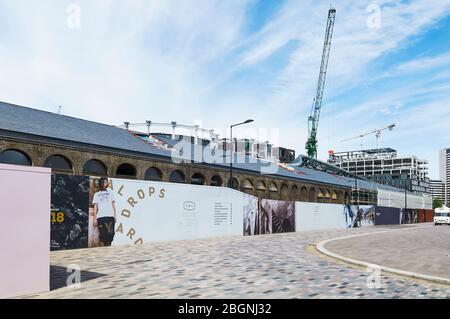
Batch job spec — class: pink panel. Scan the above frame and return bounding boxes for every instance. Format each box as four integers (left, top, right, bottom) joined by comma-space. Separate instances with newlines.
0, 164, 51, 298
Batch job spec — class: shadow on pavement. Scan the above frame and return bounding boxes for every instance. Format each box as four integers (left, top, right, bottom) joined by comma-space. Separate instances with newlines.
50, 265, 106, 291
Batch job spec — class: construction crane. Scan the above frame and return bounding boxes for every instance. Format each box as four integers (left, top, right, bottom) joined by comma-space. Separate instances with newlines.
340, 123, 396, 152
305, 8, 336, 158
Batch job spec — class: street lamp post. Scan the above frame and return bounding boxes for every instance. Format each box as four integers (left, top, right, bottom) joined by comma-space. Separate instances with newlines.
229, 119, 254, 188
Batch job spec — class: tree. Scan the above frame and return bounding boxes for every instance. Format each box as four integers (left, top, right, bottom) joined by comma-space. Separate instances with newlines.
433, 197, 443, 209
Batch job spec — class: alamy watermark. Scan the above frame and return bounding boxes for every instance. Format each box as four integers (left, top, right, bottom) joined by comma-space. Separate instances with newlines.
367, 4, 381, 29
170, 127, 282, 175
66, 264, 81, 289
366, 264, 382, 289
66, 4, 81, 29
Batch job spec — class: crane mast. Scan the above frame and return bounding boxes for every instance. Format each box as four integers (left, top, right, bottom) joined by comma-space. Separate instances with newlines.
305, 8, 336, 158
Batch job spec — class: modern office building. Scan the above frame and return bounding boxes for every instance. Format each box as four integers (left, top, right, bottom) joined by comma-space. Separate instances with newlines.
430, 179, 445, 203
439, 148, 450, 204
328, 148, 430, 194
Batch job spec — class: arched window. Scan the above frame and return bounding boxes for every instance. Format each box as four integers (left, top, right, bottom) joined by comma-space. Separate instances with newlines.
0, 149, 32, 166
241, 179, 254, 190
191, 173, 205, 185
317, 189, 325, 201
268, 182, 278, 192
44, 155, 72, 171
331, 190, 337, 201
280, 184, 289, 199
145, 167, 163, 181
256, 181, 267, 191
300, 187, 308, 201
116, 163, 137, 179
290, 185, 299, 199
227, 177, 239, 189
309, 188, 317, 202
210, 175, 223, 187
83, 159, 107, 177
169, 170, 186, 183
345, 192, 351, 204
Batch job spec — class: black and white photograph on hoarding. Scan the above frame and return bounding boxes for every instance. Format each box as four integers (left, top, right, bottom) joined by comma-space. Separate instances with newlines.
260, 199, 295, 234
50, 174, 89, 251
243, 195, 259, 236
401, 209, 418, 224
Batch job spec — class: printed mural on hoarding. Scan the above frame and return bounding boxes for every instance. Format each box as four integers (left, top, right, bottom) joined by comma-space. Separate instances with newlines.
243, 194, 259, 236
343, 205, 375, 228
400, 209, 418, 224
88, 177, 245, 247
50, 174, 89, 250
259, 199, 295, 234
244, 199, 295, 235
50, 173, 429, 250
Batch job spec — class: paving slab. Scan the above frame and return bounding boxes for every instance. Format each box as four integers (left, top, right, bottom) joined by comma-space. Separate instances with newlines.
18, 225, 450, 299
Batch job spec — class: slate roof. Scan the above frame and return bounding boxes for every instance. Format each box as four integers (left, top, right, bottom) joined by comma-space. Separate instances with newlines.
0, 101, 170, 157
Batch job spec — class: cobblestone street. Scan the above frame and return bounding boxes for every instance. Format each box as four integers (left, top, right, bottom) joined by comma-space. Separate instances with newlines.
23, 224, 450, 299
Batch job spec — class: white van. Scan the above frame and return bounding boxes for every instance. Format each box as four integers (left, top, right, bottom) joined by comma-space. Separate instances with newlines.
434, 206, 450, 225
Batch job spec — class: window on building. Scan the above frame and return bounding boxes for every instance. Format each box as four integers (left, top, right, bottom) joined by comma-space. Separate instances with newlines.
191, 173, 205, 185
83, 159, 107, 177
210, 175, 223, 187
145, 167, 163, 181
116, 163, 137, 179
169, 170, 186, 183
0, 149, 32, 166
44, 155, 72, 172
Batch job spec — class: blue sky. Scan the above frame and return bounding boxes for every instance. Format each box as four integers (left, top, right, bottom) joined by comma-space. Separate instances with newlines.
0, 0, 450, 178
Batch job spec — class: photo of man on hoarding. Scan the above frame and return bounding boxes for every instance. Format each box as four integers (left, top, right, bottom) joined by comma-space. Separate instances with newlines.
92, 177, 117, 246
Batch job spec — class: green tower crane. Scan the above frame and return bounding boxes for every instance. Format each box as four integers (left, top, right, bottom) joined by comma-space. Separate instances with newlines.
305, 8, 336, 158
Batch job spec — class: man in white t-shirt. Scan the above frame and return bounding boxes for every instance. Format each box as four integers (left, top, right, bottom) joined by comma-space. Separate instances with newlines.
92, 177, 117, 246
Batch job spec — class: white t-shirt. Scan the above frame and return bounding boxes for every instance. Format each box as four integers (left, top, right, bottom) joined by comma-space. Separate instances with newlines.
93, 190, 116, 219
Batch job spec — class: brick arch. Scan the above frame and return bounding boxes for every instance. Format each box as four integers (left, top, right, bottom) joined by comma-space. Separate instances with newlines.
83, 159, 108, 177
44, 154, 73, 173
300, 186, 309, 202
210, 175, 223, 187
169, 169, 186, 183
317, 188, 326, 203
227, 177, 240, 190
309, 187, 317, 202
145, 167, 163, 181
116, 163, 137, 179
290, 185, 299, 201
256, 180, 267, 191
337, 191, 344, 204
268, 182, 279, 200
240, 178, 255, 195
330, 190, 338, 202
191, 172, 206, 185
344, 192, 351, 204
280, 183, 289, 200
0, 148, 33, 166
